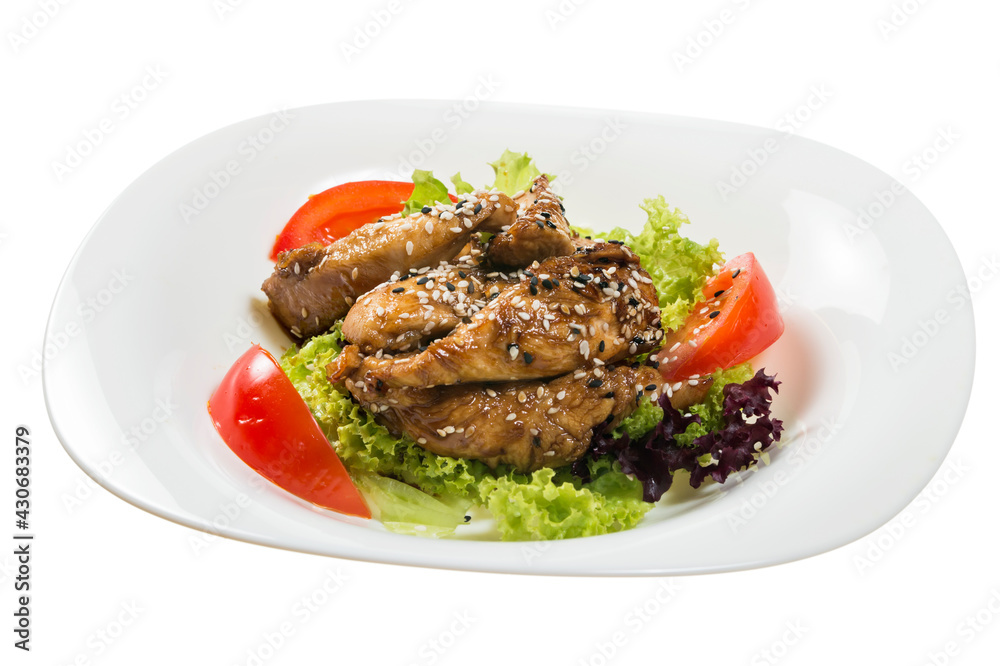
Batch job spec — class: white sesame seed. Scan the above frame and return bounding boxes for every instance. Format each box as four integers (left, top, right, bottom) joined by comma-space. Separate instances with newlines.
506, 413, 517, 421
437, 429, 447, 437
405, 241, 414, 256
376, 306, 385, 316
518, 391, 527, 403
486, 388, 497, 397
547, 407, 558, 414
574, 371, 587, 379
669, 342, 681, 352
425, 220, 434, 234
351, 267, 359, 280
518, 311, 531, 320
688, 339, 698, 347
444, 425, 456, 434
293, 262, 300, 275
556, 390, 566, 400
688, 379, 700, 386
418, 437, 428, 444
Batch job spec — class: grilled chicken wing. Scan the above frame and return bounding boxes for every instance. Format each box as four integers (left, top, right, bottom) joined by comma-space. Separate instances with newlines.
334, 355, 664, 471
486, 175, 580, 267
341, 264, 518, 353
329, 243, 663, 388
262, 190, 516, 339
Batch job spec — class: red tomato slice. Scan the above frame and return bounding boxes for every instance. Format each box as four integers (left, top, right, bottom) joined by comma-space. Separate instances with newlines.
269, 180, 458, 260
208, 345, 370, 518
656, 252, 783, 382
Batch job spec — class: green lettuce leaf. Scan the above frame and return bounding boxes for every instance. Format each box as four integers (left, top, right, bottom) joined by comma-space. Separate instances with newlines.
479, 463, 651, 541
401, 169, 453, 216
450, 172, 474, 195
488, 149, 550, 195
281, 328, 653, 541
597, 196, 723, 331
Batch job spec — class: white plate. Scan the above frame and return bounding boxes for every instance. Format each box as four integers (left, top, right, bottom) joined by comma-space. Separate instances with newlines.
44, 100, 974, 576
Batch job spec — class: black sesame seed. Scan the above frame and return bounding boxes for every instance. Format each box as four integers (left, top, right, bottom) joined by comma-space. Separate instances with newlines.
598, 280, 609, 289
570, 326, 581, 334
588, 378, 604, 388
542, 279, 553, 289
585, 235, 592, 240
489, 292, 500, 301
474, 203, 483, 214
417, 277, 430, 285
577, 274, 593, 283
628, 298, 639, 307
732, 268, 741, 279
392, 287, 405, 293
650, 360, 660, 369
604, 391, 615, 399
714, 290, 725, 297
709, 310, 720, 319
617, 281, 625, 291
399, 274, 411, 281
551, 278, 560, 287
598, 257, 610, 264
464, 515, 472, 522
545, 220, 557, 229
598, 340, 606, 352
458, 271, 467, 279
529, 285, 538, 296
457, 199, 466, 208
523, 352, 534, 364
608, 239, 623, 245
446, 282, 456, 292
467, 283, 474, 294
632, 335, 643, 344
536, 220, 545, 228
559, 202, 566, 212
530, 276, 539, 286
421, 206, 432, 214
540, 212, 550, 218
645, 384, 657, 392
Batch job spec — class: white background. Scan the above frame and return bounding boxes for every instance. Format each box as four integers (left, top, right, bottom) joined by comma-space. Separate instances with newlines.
3, 0, 998, 664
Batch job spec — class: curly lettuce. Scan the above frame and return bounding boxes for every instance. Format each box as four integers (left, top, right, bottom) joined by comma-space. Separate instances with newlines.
281, 329, 650, 541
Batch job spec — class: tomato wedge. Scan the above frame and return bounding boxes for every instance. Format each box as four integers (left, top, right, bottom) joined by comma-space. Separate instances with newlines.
656, 252, 783, 382
208, 345, 370, 518
269, 180, 458, 260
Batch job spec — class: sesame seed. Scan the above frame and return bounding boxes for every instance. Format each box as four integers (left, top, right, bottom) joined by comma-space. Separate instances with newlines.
446, 282, 456, 292
405, 241, 414, 256
506, 413, 517, 421
646, 384, 657, 392
486, 388, 498, 397
425, 220, 435, 234
598, 340, 606, 352
547, 407, 558, 414
556, 391, 566, 400
418, 437, 428, 444
588, 378, 603, 388
437, 429, 447, 437
688, 340, 698, 347
732, 268, 741, 279
421, 206, 432, 214
352, 267, 359, 280
574, 371, 587, 379
714, 290, 725, 297
392, 286, 405, 293
293, 262, 300, 275
376, 306, 385, 316
518, 391, 527, 403
518, 311, 531, 320
669, 342, 681, 352
444, 425, 456, 434
523, 352, 534, 364
580, 340, 590, 358
300, 307, 308, 318
709, 311, 720, 319
688, 379, 700, 386
629, 343, 638, 355
536, 386, 544, 398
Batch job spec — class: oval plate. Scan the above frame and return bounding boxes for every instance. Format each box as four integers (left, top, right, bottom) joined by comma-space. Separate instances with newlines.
44, 100, 974, 575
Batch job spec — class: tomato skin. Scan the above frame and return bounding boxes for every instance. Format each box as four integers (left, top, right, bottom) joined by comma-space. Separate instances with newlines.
208, 345, 370, 518
270, 180, 458, 260
656, 253, 783, 381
